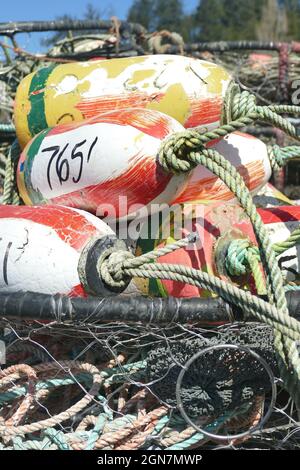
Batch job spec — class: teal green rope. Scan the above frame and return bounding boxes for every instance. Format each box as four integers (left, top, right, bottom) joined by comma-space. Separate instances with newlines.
43, 428, 71, 450
0, 123, 15, 134
85, 414, 109, 450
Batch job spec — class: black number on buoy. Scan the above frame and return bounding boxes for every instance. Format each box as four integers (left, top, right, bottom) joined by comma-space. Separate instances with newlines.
56, 143, 70, 186
71, 140, 86, 184
44, 136, 98, 189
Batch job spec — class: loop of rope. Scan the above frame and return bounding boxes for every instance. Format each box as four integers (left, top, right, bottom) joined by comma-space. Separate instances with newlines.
225, 239, 259, 277
231, 90, 300, 142
98, 128, 300, 406
268, 144, 300, 171
224, 239, 266, 295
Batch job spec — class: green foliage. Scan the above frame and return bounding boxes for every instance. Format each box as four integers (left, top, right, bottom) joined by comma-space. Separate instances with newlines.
127, 0, 154, 31
42, 0, 300, 48
194, 0, 264, 41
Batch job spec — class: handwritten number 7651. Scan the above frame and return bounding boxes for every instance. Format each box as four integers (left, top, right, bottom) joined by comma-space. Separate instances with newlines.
42, 136, 98, 190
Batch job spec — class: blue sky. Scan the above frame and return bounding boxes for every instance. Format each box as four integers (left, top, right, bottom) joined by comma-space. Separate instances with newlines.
0, 0, 198, 53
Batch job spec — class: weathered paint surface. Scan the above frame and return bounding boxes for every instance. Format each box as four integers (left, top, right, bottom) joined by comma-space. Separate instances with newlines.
172, 132, 272, 205
0, 205, 113, 296
17, 108, 186, 218
134, 203, 300, 297
14, 55, 233, 148
253, 183, 295, 208
258, 205, 300, 283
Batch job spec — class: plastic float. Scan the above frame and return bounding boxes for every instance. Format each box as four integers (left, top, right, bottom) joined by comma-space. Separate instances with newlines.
0, 204, 127, 297
14, 55, 234, 148
134, 203, 300, 297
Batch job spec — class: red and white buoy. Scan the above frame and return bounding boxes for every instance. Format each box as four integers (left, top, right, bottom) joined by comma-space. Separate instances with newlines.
134, 203, 300, 297
172, 132, 272, 204
0, 205, 125, 297
17, 108, 186, 218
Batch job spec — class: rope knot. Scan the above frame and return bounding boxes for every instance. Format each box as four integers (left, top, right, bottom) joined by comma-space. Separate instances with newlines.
97, 249, 135, 290
158, 130, 205, 174
231, 91, 256, 120
225, 239, 260, 277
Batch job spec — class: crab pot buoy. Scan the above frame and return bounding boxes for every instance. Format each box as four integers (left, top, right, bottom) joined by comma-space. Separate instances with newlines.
253, 182, 295, 208
171, 132, 272, 205
0, 205, 129, 297
134, 203, 300, 297
14, 55, 235, 149
17, 109, 186, 218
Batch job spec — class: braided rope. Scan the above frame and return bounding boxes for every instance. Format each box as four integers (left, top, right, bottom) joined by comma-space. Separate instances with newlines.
225, 239, 266, 295
231, 91, 300, 142
273, 226, 300, 255
0, 362, 102, 438
97, 124, 300, 405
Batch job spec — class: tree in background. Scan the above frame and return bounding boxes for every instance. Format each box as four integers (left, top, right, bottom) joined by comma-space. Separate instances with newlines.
256, 0, 288, 41
127, 0, 154, 31
284, 0, 300, 40
194, 0, 264, 41
153, 0, 184, 32
42, 0, 300, 48
128, 0, 196, 41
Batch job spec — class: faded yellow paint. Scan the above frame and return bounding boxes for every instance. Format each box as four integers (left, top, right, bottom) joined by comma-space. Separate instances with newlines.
147, 83, 191, 126
44, 63, 94, 128
44, 58, 147, 128
14, 72, 33, 149
203, 62, 232, 95
96, 56, 145, 78
127, 69, 156, 86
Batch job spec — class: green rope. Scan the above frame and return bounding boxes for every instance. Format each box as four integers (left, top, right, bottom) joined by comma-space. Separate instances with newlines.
268, 145, 300, 171
43, 428, 71, 450
0, 123, 15, 134
273, 226, 300, 255
225, 223, 300, 285
2, 139, 21, 205
225, 239, 266, 295
98, 126, 300, 407
231, 91, 300, 142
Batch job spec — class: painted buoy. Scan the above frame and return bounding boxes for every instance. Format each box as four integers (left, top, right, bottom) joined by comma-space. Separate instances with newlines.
17, 108, 186, 218
253, 182, 295, 208
0, 205, 128, 297
14, 55, 234, 148
134, 203, 300, 297
171, 132, 272, 204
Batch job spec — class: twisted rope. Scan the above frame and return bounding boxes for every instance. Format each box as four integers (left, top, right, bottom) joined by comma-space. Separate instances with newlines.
0, 362, 102, 438
231, 91, 300, 142
225, 239, 266, 295
96, 126, 300, 406
2, 139, 21, 205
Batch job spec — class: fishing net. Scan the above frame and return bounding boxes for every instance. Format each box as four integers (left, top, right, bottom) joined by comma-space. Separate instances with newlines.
0, 317, 298, 450
147, 324, 277, 417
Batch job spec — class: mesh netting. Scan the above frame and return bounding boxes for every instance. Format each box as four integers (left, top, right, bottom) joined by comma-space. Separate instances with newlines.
147, 324, 277, 417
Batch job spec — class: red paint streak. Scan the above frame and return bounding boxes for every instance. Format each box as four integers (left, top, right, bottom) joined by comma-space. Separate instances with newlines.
69, 284, 87, 297
184, 97, 223, 128
47, 106, 173, 140
85, 108, 176, 140
76, 91, 164, 120
258, 205, 300, 224
0, 205, 101, 251
173, 160, 267, 204
49, 154, 173, 217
